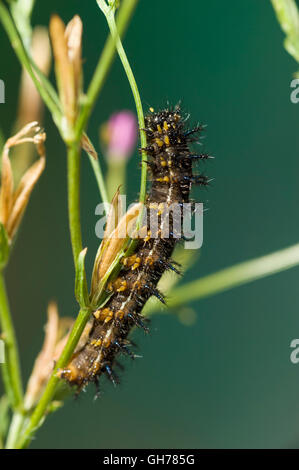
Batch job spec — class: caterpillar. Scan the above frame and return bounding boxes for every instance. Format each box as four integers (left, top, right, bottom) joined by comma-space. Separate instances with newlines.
59, 104, 210, 391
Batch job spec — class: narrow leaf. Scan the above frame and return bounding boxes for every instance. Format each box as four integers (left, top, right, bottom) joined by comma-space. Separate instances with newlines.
75, 247, 89, 307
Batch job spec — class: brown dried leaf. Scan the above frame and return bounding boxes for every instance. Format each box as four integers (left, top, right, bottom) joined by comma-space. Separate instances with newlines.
49, 15, 76, 125
90, 188, 122, 298
7, 153, 45, 239
25, 302, 73, 409
97, 202, 142, 280
25, 302, 59, 408
5, 122, 40, 149
65, 15, 82, 100
90, 203, 142, 301
32, 27, 52, 76
0, 151, 14, 227
103, 187, 122, 243
81, 133, 98, 160
0, 123, 46, 240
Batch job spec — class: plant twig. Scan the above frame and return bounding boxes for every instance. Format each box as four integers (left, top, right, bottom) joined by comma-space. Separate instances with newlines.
0, 1, 61, 125
271, 0, 299, 69
76, 0, 139, 137
88, 153, 110, 211
96, 0, 147, 205
164, 243, 299, 309
5, 410, 24, 449
0, 271, 23, 411
67, 142, 84, 267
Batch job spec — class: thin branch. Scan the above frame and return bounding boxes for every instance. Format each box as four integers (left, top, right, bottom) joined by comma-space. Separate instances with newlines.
88, 153, 109, 211
0, 1, 61, 124
66, 142, 84, 267
96, 0, 147, 206
164, 243, 299, 309
76, 0, 139, 137
0, 272, 23, 411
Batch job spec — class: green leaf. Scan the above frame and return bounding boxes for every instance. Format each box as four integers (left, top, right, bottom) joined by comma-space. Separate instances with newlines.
0, 223, 10, 269
75, 248, 89, 308
271, 0, 299, 66
271, 0, 299, 37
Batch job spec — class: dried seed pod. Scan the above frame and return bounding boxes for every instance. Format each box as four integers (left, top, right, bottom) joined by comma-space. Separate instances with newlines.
0, 122, 46, 242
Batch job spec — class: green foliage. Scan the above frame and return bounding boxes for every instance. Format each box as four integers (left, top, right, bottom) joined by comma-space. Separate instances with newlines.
271, 0, 299, 71
75, 248, 89, 308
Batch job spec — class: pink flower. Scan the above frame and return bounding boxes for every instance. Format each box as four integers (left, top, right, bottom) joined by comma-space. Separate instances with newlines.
106, 110, 137, 161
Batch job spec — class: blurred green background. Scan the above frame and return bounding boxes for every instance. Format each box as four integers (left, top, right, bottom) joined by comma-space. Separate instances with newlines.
1, 0, 299, 449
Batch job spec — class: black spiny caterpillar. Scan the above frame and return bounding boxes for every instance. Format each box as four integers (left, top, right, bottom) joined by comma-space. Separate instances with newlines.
60, 105, 211, 391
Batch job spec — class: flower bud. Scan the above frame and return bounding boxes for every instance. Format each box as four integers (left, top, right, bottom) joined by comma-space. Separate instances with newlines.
49, 15, 83, 134
0, 122, 46, 244
105, 110, 137, 161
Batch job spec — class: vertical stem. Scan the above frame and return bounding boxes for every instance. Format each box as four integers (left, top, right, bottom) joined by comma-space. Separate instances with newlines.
0, 1, 61, 123
88, 153, 110, 212
67, 142, 83, 267
0, 271, 23, 411
5, 411, 24, 449
100, 4, 148, 205
76, 0, 139, 137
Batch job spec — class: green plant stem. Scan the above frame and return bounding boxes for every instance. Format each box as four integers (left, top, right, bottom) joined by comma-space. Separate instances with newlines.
88, 153, 109, 211
76, 0, 139, 137
271, 0, 299, 74
0, 1, 61, 124
0, 271, 23, 411
10, 0, 35, 51
16, 306, 92, 449
165, 243, 299, 309
67, 142, 83, 267
97, 0, 147, 205
5, 410, 24, 449
67, 141, 88, 303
